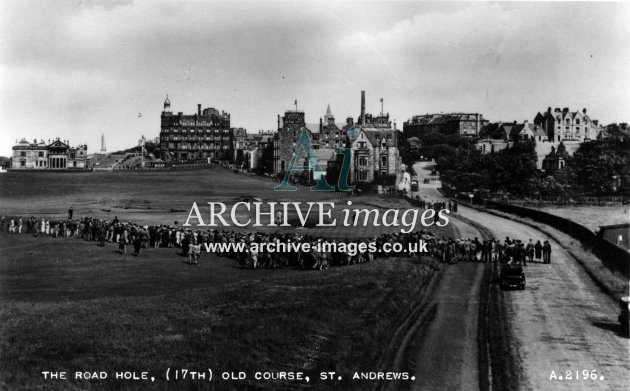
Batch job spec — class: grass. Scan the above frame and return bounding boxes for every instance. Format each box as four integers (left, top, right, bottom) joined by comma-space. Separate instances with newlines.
0, 167, 449, 238
0, 168, 453, 390
537, 205, 629, 232
0, 233, 440, 390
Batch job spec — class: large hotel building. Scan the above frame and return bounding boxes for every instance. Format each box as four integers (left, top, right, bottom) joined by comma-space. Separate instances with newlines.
159, 96, 233, 161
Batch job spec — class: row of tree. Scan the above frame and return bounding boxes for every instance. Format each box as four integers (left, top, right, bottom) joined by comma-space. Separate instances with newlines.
399, 132, 629, 197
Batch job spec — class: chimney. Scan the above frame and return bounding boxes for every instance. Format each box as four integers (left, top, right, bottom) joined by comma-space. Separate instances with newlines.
360, 90, 366, 125
347, 117, 354, 126
197, 104, 201, 116
319, 117, 323, 133
582, 108, 587, 114
277, 114, 281, 129
547, 107, 552, 113
563, 107, 569, 113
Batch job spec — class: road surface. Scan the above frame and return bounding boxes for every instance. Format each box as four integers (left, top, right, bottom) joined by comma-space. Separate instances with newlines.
412, 161, 630, 390
379, 162, 486, 390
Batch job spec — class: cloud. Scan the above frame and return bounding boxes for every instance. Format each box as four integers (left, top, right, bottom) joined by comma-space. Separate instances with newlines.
0, 1, 628, 156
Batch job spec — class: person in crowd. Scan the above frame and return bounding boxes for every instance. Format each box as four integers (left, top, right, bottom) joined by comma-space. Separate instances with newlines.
133, 233, 142, 257
119, 227, 128, 255
534, 240, 543, 262
191, 241, 201, 265
526, 239, 535, 263
543, 240, 552, 264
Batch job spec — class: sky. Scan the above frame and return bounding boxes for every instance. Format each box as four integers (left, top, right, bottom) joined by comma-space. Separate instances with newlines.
1, 0, 629, 156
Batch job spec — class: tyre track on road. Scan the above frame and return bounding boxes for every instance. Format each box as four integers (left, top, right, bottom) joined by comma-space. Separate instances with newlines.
376, 214, 495, 391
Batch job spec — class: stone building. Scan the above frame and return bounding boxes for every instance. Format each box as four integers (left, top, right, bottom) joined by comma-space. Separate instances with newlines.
159, 96, 233, 162
541, 142, 569, 174
11, 138, 88, 169
232, 127, 247, 163
534, 107, 601, 142
273, 109, 311, 174
346, 91, 399, 183
245, 131, 275, 170
349, 128, 399, 183
311, 104, 347, 150
403, 112, 488, 139
272, 91, 400, 184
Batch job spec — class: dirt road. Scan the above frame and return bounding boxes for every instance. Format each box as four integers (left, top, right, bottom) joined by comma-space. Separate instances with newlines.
458, 205, 629, 390
410, 260, 485, 391
382, 162, 486, 391
412, 161, 630, 390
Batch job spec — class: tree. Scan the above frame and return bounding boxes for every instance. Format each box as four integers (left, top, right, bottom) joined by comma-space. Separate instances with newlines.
570, 137, 630, 195
399, 137, 422, 166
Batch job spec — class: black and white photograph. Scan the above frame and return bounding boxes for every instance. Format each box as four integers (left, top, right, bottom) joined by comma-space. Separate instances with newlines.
0, 1, 629, 390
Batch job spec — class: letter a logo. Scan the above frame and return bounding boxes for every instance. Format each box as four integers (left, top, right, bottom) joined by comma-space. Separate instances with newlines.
275, 129, 334, 191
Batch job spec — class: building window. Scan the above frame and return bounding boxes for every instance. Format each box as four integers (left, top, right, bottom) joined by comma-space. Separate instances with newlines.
576, 119, 580, 124
38, 151, 44, 157
358, 171, 368, 181
20, 151, 26, 157
381, 156, 387, 167
358, 156, 368, 166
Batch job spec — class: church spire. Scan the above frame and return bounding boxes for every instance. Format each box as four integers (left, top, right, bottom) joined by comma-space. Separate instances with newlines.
324, 103, 334, 124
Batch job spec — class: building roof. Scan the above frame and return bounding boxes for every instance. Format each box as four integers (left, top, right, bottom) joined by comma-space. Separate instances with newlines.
352, 128, 397, 148
232, 128, 247, 137
407, 113, 485, 125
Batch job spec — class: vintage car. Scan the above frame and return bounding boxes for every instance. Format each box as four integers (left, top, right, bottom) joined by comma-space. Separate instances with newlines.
499, 265, 526, 290
619, 296, 629, 333
410, 180, 419, 191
